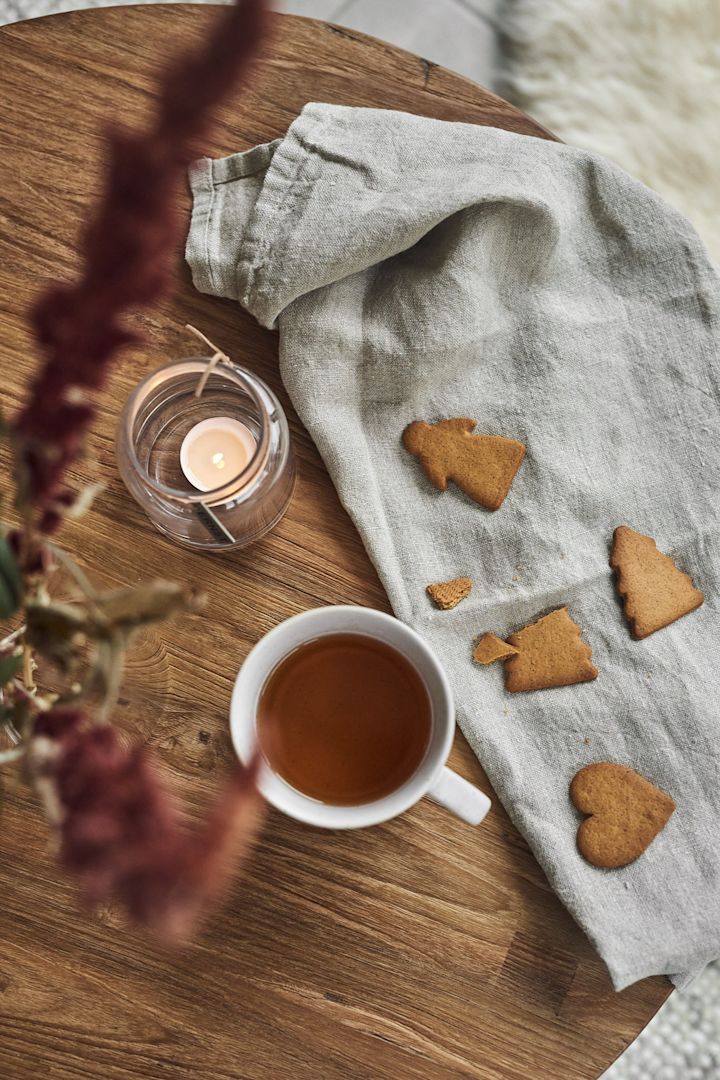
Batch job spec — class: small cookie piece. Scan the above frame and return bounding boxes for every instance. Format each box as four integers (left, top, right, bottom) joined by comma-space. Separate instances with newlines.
610, 525, 703, 639
402, 419, 525, 511
473, 633, 519, 665
570, 763, 676, 868
427, 577, 472, 610
474, 607, 598, 692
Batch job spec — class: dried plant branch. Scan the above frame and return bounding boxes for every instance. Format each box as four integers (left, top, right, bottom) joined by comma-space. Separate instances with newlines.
90, 581, 203, 637
95, 636, 126, 724
28, 710, 264, 941
0, 0, 268, 939
11, 0, 266, 535
0, 746, 25, 765
22, 644, 35, 693
47, 544, 100, 605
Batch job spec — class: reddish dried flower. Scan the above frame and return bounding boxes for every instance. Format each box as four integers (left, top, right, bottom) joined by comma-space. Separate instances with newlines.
9, 0, 268, 943
30, 709, 264, 939
12, 0, 265, 528
6, 528, 53, 575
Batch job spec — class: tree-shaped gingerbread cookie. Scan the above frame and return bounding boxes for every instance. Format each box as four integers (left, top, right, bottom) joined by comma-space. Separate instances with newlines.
402, 419, 525, 511
610, 525, 703, 638
474, 607, 598, 692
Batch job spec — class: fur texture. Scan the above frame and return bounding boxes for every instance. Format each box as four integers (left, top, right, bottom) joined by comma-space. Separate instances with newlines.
498, 0, 720, 262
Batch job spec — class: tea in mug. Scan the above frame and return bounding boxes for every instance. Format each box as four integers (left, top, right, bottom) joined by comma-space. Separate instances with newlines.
256, 633, 432, 806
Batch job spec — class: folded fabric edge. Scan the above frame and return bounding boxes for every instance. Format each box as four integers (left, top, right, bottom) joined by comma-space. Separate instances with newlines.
186, 140, 282, 312
670, 969, 704, 991
186, 157, 216, 298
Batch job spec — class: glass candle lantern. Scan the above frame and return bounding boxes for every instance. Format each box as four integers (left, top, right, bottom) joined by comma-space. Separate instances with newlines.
116, 358, 295, 550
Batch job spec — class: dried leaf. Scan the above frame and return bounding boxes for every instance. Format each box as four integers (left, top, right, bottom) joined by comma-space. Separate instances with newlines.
26, 581, 201, 691
0, 747, 24, 765
0, 536, 23, 618
90, 581, 203, 639
0, 627, 24, 657
62, 482, 106, 521
0, 703, 17, 727
26, 601, 88, 670
85, 636, 126, 714
0, 651, 23, 688
6, 692, 38, 743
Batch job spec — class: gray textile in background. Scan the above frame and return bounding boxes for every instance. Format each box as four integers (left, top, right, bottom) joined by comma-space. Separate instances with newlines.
186, 103, 720, 991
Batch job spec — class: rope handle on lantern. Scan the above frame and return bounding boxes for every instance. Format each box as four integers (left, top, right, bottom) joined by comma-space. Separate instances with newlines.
184, 324, 231, 398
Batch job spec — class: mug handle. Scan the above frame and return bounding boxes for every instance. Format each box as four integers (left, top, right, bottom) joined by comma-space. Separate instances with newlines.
428, 767, 491, 826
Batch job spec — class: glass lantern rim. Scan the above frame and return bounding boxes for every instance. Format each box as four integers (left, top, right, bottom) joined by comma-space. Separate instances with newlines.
122, 357, 272, 504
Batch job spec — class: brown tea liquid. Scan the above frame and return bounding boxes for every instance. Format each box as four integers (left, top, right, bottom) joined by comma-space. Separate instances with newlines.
256, 633, 432, 806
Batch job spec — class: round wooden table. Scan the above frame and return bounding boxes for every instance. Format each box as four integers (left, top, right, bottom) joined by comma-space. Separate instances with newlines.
0, 7, 668, 1079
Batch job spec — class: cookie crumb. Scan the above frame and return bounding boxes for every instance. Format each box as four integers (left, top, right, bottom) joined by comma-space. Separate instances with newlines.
426, 577, 472, 610
473, 633, 519, 665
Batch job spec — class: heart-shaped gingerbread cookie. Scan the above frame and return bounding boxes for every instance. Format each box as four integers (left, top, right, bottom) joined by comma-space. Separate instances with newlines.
570, 763, 676, 868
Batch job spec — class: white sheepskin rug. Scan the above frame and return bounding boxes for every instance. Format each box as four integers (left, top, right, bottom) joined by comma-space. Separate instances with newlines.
498, 0, 720, 263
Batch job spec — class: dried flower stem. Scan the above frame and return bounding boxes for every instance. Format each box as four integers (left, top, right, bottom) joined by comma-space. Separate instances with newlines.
12, 0, 266, 534
22, 644, 35, 693
0, 747, 25, 765
47, 543, 100, 606
3, 0, 268, 939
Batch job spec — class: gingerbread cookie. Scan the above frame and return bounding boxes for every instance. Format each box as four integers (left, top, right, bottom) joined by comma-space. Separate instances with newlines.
570, 763, 676, 868
474, 607, 598, 692
402, 419, 525, 511
473, 633, 518, 665
610, 525, 703, 639
427, 577, 472, 610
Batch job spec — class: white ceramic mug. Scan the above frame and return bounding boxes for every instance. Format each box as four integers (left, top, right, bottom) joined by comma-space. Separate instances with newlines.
229, 605, 491, 829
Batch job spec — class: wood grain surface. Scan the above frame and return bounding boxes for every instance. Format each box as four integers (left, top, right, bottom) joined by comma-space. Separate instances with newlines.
0, 6, 668, 1079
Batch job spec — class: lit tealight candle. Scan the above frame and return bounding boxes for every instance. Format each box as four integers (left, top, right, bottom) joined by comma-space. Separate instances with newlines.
180, 417, 257, 494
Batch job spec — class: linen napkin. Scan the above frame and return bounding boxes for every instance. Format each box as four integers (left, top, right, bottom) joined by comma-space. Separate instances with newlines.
185, 103, 720, 990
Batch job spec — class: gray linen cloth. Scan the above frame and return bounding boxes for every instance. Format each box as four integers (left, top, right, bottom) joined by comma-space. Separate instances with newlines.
185, 103, 720, 991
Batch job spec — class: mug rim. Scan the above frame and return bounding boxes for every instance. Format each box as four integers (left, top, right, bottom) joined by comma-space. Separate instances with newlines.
229, 605, 455, 828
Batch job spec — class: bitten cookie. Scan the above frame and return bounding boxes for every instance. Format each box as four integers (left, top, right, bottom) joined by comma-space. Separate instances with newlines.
570, 763, 676, 868
610, 525, 703, 639
427, 577, 472, 610
473, 607, 598, 692
402, 419, 525, 511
